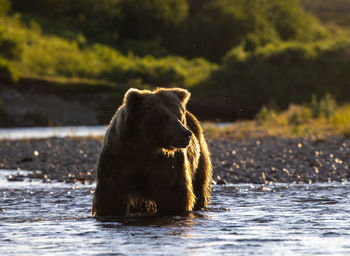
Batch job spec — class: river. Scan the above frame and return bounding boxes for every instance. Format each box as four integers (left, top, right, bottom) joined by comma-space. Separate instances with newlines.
1, 170, 349, 255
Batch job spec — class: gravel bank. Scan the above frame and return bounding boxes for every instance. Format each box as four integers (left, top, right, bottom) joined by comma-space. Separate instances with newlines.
0, 136, 349, 184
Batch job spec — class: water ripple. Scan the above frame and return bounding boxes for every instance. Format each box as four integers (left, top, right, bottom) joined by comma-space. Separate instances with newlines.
1, 179, 350, 255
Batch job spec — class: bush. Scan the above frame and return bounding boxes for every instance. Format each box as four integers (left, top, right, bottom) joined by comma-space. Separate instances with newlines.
166, 0, 328, 61
286, 105, 312, 125
11, 0, 328, 61
9, 16, 216, 88
119, 0, 188, 40
11, 0, 188, 48
311, 93, 337, 119
332, 105, 350, 129
255, 105, 277, 124
206, 39, 350, 118
0, 58, 18, 84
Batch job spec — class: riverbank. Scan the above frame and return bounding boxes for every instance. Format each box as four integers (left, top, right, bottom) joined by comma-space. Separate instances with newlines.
0, 136, 349, 184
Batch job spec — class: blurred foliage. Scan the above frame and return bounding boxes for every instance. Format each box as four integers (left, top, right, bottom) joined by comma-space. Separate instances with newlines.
11, 0, 123, 43
119, 0, 188, 40
0, 27, 23, 59
0, 0, 10, 16
310, 93, 337, 119
0, 16, 215, 88
255, 105, 277, 124
0, 57, 18, 84
0, 0, 349, 124
10, 0, 328, 61
205, 101, 350, 139
206, 39, 350, 118
169, 0, 328, 60
247, 96, 350, 138
255, 94, 341, 127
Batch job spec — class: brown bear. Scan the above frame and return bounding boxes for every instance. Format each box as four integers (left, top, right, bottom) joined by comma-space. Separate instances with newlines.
92, 87, 212, 216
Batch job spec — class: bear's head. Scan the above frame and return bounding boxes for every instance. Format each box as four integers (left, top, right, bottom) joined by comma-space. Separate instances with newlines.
123, 87, 193, 150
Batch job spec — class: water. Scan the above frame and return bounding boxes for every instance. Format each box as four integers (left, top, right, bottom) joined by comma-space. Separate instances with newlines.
1, 170, 350, 256
0, 126, 107, 140
0, 123, 233, 140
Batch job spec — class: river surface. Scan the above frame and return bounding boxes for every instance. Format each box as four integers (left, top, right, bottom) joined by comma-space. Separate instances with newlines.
0, 123, 234, 140
0, 126, 108, 139
1, 170, 350, 255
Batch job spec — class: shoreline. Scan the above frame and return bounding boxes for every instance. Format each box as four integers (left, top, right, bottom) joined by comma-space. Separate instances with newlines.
0, 136, 349, 184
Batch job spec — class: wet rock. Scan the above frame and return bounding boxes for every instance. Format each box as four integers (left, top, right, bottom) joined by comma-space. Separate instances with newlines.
7, 173, 25, 182
216, 179, 227, 185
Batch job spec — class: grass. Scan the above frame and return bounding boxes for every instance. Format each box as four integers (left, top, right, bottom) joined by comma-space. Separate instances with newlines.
203, 102, 350, 140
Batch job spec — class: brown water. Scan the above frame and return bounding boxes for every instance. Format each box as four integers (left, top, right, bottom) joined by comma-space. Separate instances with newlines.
1, 170, 350, 255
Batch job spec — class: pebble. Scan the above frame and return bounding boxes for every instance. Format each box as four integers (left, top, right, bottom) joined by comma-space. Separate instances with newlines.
0, 136, 349, 184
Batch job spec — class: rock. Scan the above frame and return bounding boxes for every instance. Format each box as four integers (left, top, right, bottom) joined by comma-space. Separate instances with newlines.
0, 136, 349, 184
7, 173, 25, 182
216, 179, 227, 185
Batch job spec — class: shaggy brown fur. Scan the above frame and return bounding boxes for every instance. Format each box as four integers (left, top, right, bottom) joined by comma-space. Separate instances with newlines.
92, 87, 212, 216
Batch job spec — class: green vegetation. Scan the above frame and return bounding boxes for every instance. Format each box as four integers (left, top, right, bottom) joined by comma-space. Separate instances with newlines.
0, 0, 350, 125
10, 0, 327, 61
205, 39, 350, 118
0, 0, 10, 16
254, 94, 350, 137
0, 57, 18, 84
0, 15, 215, 89
205, 95, 350, 139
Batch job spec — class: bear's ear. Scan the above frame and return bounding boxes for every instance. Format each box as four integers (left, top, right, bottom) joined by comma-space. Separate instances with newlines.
124, 88, 142, 111
171, 88, 191, 105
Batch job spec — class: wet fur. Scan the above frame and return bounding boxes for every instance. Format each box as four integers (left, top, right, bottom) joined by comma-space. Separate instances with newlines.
92, 88, 212, 216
